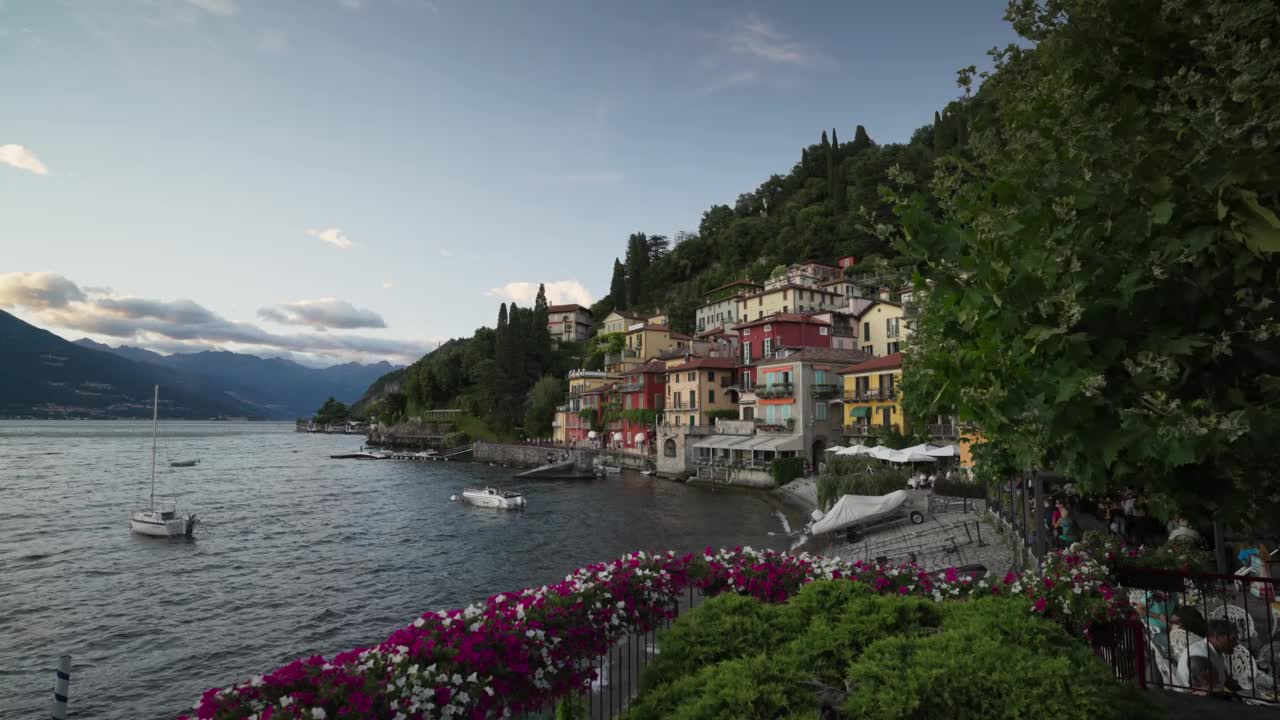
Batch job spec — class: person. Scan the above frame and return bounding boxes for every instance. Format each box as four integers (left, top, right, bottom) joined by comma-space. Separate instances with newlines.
1173, 620, 1238, 694
1168, 607, 1208, 663
1105, 503, 1128, 541
1168, 516, 1203, 544
1134, 590, 1178, 654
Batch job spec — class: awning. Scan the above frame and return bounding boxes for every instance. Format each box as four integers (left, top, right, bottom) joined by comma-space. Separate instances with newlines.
754, 435, 804, 452
693, 435, 754, 450
849, 407, 871, 418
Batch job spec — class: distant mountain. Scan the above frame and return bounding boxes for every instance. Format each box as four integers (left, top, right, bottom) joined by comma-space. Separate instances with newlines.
73, 338, 397, 418
1, 310, 258, 419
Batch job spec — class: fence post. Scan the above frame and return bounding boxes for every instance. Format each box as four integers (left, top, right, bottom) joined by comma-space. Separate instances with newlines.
52, 655, 70, 720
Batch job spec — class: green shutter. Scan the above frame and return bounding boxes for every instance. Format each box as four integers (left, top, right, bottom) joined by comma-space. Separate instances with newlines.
849, 406, 871, 418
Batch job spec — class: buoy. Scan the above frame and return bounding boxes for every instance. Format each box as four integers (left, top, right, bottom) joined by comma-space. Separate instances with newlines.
450, 495, 457, 502
51, 655, 70, 720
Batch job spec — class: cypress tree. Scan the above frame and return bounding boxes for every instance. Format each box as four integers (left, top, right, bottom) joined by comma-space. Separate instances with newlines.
831, 127, 839, 150
852, 124, 872, 152
826, 131, 837, 207
609, 259, 627, 309
625, 232, 650, 309
820, 130, 829, 146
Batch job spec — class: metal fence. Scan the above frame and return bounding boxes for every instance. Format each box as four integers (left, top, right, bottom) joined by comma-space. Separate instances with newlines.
515, 585, 704, 719
1104, 567, 1279, 703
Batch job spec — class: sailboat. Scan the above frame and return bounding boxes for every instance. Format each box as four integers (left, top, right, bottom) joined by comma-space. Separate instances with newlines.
130, 386, 198, 538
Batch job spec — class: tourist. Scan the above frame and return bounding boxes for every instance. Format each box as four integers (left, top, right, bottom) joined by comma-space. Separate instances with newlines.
1168, 516, 1203, 545
1054, 498, 1075, 548
1104, 504, 1128, 541
1173, 620, 1238, 694
1134, 590, 1178, 656
1168, 607, 1208, 663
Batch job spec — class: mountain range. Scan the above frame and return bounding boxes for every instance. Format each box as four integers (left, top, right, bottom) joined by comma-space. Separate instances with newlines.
0, 310, 398, 419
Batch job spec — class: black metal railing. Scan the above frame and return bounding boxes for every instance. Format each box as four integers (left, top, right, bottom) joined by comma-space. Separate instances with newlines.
752, 383, 794, 399
844, 389, 896, 402
513, 586, 705, 719
810, 383, 840, 398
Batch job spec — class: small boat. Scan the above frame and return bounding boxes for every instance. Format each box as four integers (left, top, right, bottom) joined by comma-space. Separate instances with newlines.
170, 459, 199, 468
455, 487, 527, 510
330, 448, 388, 460
593, 463, 621, 475
131, 386, 197, 538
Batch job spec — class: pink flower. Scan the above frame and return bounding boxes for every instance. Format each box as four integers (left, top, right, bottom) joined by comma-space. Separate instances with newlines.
1033, 598, 1047, 613
898, 586, 910, 595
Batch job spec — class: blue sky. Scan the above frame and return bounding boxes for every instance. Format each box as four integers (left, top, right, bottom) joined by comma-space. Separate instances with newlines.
0, 0, 1018, 366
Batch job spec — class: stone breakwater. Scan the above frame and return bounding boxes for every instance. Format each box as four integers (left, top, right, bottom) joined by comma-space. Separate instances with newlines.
472, 441, 651, 472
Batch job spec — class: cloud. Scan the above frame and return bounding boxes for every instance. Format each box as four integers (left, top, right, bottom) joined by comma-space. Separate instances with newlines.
0, 272, 428, 364
0, 144, 50, 175
258, 298, 387, 330
187, 0, 238, 16
722, 15, 811, 65
488, 280, 594, 307
307, 227, 354, 249
0, 272, 85, 309
256, 29, 287, 53
338, 0, 365, 8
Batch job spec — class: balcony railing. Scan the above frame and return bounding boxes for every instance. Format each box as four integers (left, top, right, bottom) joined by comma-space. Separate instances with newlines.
810, 383, 840, 398
752, 383, 794, 399
754, 418, 795, 433
667, 401, 698, 411
616, 381, 644, 393
843, 389, 897, 402
928, 422, 977, 439
843, 423, 873, 437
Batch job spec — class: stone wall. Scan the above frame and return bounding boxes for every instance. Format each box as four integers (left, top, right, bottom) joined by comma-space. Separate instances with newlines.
473, 442, 653, 472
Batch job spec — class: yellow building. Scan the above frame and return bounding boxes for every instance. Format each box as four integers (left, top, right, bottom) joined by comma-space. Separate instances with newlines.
625, 323, 690, 361
662, 356, 739, 428
837, 352, 904, 439
853, 302, 908, 357
735, 284, 845, 323
600, 310, 646, 335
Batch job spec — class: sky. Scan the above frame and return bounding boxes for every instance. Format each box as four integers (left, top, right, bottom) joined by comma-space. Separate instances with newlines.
0, 0, 1019, 367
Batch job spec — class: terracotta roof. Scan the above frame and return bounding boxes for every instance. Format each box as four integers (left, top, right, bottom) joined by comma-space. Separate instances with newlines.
621, 359, 668, 376
669, 331, 692, 341
665, 356, 738, 371
737, 283, 841, 301
704, 279, 762, 297
695, 326, 738, 338
547, 303, 590, 314
735, 312, 831, 330
836, 352, 903, 374
607, 310, 646, 320
750, 347, 870, 368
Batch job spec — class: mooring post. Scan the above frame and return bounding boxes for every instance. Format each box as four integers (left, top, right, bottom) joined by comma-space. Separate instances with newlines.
52, 654, 70, 720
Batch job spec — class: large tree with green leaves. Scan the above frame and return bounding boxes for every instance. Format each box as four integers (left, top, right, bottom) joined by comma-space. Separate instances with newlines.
523, 375, 565, 439
898, 0, 1280, 527
609, 259, 627, 310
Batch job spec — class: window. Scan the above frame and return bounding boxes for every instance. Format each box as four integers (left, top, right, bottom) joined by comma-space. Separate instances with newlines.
675, 415, 681, 426
625, 395, 632, 409
781, 405, 792, 421
819, 326, 829, 336
882, 407, 892, 427
687, 372, 695, 381
783, 305, 788, 313
763, 337, 773, 357
743, 328, 751, 335
758, 311, 763, 319
764, 324, 772, 332
758, 297, 763, 306
708, 371, 715, 381
782, 290, 788, 299
688, 414, 694, 427
708, 389, 716, 404
862, 344, 873, 354
688, 389, 695, 407
815, 370, 826, 385
887, 317, 900, 339
887, 341, 900, 354
742, 342, 752, 364
742, 370, 751, 387
766, 405, 777, 423
863, 322, 871, 341
816, 403, 827, 420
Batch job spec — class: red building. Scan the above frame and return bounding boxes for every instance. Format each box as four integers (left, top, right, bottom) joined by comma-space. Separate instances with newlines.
735, 313, 832, 387
616, 360, 666, 452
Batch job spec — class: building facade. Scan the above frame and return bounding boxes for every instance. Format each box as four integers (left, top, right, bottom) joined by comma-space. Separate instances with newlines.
838, 353, 904, 440
695, 280, 762, 335
854, 302, 907, 357
662, 356, 739, 429
560, 370, 615, 444
762, 262, 843, 290
599, 310, 646, 336
734, 314, 833, 387
617, 359, 666, 452
546, 304, 592, 343
735, 284, 845, 323
625, 323, 689, 361
740, 347, 869, 467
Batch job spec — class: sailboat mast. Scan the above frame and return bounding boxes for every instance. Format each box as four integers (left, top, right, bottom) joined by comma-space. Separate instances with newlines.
150, 385, 158, 508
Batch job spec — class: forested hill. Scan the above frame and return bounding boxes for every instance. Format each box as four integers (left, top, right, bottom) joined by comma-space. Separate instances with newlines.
356, 108, 969, 435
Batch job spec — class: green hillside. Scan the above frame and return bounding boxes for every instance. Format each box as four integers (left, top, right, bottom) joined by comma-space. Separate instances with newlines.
353, 112, 964, 436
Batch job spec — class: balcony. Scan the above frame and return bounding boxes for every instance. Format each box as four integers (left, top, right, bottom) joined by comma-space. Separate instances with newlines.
752, 383, 794, 399
604, 348, 641, 366
929, 422, 977, 439
843, 423, 873, 437
810, 383, 840, 399
754, 418, 796, 433
843, 388, 897, 402
616, 381, 644, 393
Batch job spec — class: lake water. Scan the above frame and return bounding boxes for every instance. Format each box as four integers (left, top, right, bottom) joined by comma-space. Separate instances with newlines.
0, 421, 793, 719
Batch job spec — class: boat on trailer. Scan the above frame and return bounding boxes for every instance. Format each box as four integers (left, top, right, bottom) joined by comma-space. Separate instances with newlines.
456, 487, 527, 510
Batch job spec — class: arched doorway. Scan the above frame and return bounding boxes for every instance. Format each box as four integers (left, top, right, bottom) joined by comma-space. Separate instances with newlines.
811, 438, 826, 469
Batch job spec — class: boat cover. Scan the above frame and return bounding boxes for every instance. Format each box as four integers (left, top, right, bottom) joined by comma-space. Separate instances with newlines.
811, 490, 911, 535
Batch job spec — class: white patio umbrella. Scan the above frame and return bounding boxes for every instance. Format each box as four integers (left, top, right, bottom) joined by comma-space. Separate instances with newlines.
634, 432, 646, 443
587, 430, 598, 440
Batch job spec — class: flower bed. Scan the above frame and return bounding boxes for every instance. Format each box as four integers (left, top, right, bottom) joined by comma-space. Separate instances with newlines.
184, 546, 1132, 720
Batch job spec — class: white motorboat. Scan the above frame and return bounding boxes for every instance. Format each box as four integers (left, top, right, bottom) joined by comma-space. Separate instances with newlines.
330, 451, 386, 460
456, 487, 527, 510
808, 489, 924, 542
130, 386, 197, 538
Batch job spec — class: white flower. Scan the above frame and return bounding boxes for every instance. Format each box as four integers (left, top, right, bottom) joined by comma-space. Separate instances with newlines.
250, 675, 263, 687
311, 708, 327, 719
414, 618, 426, 628
280, 696, 294, 708
466, 672, 478, 683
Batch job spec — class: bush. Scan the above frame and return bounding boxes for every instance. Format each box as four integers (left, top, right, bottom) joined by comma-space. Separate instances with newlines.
627, 654, 817, 720
443, 431, 471, 448
931, 477, 985, 499
817, 456, 908, 509
770, 457, 807, 487
704, 408, 740, 422
844, 598, 1157, 720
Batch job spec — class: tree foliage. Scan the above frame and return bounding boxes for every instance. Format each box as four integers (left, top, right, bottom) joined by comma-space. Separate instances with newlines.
524, 375, 565, 439
898, 0, 1280, 527
313, 396, 350, 425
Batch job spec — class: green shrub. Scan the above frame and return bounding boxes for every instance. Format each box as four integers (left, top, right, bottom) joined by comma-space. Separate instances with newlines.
704, 408, 739, 422
843, 598, 1157, 720
637, 593, 791, 692
778, 594, 942, 686
443, 431, 471, 448
626, 654, 818, 720
770, 457, 807, 487
931, 477, 985, 499
817, 457, 908, 509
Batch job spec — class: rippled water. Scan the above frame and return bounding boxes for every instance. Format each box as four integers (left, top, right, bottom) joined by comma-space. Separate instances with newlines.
0, 421, 792, 719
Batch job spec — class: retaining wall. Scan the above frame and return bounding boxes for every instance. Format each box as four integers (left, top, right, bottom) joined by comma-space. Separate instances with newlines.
473, 442, 653, 472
